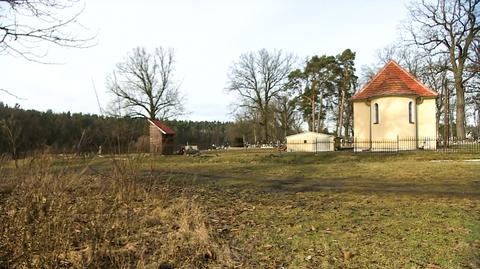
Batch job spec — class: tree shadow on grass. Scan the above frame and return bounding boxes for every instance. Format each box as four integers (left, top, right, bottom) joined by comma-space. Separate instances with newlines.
261, 177, 480, 198
150, 169, 480, 198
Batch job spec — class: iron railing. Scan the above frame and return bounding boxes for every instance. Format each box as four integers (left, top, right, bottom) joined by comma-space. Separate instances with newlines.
284, 137, 480, 153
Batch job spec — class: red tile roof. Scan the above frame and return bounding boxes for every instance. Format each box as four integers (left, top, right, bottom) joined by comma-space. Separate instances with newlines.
352, 60, 438, 100
149, 119, 176, 135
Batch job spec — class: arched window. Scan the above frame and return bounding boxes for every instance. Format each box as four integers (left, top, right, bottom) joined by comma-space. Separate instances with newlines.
373, 103, 380, 124
373, 103, 379, 124
409, 101, 414, 123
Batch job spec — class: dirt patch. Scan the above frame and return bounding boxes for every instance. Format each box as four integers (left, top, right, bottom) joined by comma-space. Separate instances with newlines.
430, 159, 480, 162
149, 169, 480, 198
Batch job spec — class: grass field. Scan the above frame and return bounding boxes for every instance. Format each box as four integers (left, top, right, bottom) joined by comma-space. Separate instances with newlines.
0, 151, 479, 268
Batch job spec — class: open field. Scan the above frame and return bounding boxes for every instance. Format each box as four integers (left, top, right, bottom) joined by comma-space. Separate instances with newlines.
0, 151, 479, 268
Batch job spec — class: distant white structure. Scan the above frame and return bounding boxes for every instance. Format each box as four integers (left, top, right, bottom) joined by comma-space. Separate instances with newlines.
286, 132, 334, 152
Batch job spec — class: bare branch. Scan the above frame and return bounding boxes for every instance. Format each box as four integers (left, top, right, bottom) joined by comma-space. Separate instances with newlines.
0, 88, 26, 100
107, 47, 185, 120
404, 0, 480, 139
227, 49, 294, 141
0, 0, 96, 62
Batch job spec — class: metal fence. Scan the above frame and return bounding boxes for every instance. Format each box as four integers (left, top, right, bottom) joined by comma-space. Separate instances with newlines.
284, 137, 480, 153
435, 139, 480, 153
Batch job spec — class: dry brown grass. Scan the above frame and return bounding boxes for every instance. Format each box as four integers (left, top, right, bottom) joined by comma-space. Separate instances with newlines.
0, 155, 234, 268
1, 151, 479, 268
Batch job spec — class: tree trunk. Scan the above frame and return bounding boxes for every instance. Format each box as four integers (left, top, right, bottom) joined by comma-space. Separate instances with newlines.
443, 81, 450, 147
263, 114, 268, 143
454, 76, 466, 140
477, 109, 480, 139
253, 122, 257, 144
11, 140, 18, 168
337, 87, 346, 137
311, 97, 316, 132
345, 104, 353, 138
450, 98, 455, 140
149, 109, 156, 120
476, 108, 480, 139
317, 91, 324, 132
2, 119, 20, 168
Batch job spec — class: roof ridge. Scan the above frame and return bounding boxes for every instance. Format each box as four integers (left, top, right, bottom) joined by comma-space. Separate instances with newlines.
389, 60, 438, 95
354, 60, 397, 98
352, 60, 438, 100
149, 119, 176, 135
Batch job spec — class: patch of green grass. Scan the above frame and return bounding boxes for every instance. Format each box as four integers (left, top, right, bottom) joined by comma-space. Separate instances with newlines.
197, 189, 480, 268
132, 151, 480, 197
125, 150, 478, 268
1, 151, 479, 268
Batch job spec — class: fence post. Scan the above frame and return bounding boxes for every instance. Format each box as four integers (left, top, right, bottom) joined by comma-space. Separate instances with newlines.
397, 135, 399, 152
315, 137, 317, 154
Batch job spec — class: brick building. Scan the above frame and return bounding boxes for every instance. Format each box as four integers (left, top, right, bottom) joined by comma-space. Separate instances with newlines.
148, 119, 176, 154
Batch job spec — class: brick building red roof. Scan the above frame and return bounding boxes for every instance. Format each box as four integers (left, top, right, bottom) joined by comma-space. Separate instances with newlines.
149, 119, 176, 135
352, 60, 438, 100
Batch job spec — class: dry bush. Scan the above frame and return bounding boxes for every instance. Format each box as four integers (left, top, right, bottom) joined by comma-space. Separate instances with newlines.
0, 155, 233, 268
131, 135, 150, 153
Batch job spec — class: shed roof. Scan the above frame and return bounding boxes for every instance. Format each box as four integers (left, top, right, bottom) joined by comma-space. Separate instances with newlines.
351, 60, 438, 100
149, 119, 176, 135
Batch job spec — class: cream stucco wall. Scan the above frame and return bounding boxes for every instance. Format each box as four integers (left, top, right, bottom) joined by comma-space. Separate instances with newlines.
417, 98, 437, 138
353, 96, 437, 151
370, 96, 416, 141
417, 98, 437, 149
286, 132, 334, 152
353, 101, 370, 141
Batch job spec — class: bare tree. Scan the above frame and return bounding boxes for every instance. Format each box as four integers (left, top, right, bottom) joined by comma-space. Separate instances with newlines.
107, 47, 185, 120
406, 0, 480, 139
227, 49, 294, 142
273, 94, 302, 139
421, 55, 454, 144
287, 68, 318, 131
335, 49, 357, 138
287, 55, 336, 133
0, 104, 21, 167
376, 43, 427, 76
227, 107, 261, 145
306, 55, 336, 133
471, 92, 480, 138
468, 38, 480, 138
0, 0, 93, 61
374, 42, 459, 143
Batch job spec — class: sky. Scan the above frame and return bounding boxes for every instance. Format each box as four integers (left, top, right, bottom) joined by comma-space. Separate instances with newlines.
0, 0, 409, 122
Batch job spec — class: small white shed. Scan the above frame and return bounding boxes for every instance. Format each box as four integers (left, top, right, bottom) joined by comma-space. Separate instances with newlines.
286, 132, 334, 152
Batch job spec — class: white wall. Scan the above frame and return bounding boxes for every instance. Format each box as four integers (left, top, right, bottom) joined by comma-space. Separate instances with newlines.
286, 132, 334, 152
354, 96, 437, 151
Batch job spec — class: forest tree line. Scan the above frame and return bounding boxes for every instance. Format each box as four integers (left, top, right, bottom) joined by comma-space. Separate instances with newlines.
0, 103, 231, 158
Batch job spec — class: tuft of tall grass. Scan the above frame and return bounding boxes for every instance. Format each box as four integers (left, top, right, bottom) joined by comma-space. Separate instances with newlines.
0, 155, 233, 268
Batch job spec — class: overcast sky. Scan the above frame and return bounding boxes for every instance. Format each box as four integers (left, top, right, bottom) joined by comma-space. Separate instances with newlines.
0, 0, 409, 121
